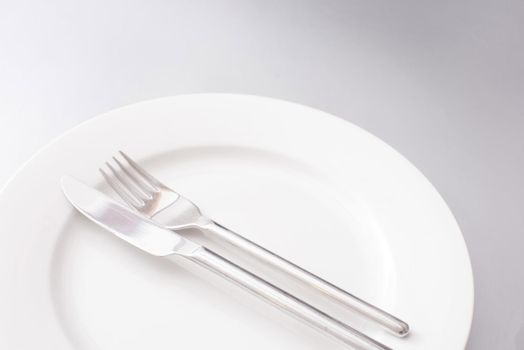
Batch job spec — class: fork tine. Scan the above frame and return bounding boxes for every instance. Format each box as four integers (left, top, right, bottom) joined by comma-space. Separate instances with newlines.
100, 168, 143, 208
105, 162, 149, 202
119, 151, 164, 190
112, 156, 154, 196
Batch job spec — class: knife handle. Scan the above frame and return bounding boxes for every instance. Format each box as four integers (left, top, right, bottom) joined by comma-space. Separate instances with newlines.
186, 247, 391, 350
199, 221, 409, 337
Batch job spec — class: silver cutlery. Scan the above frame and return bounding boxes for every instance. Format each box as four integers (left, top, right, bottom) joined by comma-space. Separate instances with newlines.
61, 175, 392, 350
100, 151, 409, 337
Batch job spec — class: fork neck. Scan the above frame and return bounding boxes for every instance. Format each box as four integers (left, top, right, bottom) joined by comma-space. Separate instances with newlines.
194, 215, 214, 229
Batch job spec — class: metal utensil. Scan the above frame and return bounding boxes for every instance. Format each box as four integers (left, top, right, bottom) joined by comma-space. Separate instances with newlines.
100, 151, 409, 337
61, 175, 392, 350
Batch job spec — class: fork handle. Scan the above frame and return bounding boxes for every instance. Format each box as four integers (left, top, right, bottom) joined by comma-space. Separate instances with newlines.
187, 247, 391, 350
200, 221, 409, 337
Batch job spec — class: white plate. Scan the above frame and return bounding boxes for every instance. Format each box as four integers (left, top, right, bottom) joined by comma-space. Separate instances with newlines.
0, 94, 473, 349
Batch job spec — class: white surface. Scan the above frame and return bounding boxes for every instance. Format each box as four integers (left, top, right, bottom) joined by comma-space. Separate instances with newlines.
1, 1, 523, 349
0, 95, 473, 349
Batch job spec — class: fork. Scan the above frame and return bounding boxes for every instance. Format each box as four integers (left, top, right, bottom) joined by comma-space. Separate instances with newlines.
101, 151, 409, 337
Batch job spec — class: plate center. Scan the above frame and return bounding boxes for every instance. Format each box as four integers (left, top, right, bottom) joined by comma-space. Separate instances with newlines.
51, 146, 395, 349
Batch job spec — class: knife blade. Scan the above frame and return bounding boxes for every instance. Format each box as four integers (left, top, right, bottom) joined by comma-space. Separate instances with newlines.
61, 175, 201, 256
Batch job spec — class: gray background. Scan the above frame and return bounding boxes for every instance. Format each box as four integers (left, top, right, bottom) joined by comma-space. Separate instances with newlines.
1, 0, 523, 348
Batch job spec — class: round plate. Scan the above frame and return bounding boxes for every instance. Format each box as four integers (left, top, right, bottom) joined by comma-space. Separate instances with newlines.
0, 94, 473, 349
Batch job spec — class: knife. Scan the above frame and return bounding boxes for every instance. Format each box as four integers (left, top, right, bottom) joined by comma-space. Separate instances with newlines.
61, 175, 392, 350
